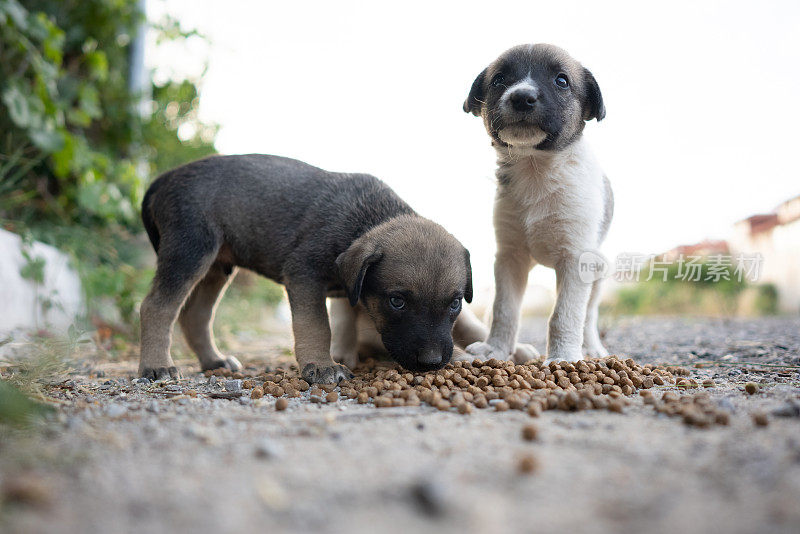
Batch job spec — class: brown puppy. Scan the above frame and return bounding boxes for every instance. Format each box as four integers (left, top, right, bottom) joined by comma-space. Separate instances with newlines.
138, 154, 473, 384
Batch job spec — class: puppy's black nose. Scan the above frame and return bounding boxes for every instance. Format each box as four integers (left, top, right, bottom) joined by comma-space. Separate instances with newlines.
417, 349, 442, 366
509, 89, 537, 111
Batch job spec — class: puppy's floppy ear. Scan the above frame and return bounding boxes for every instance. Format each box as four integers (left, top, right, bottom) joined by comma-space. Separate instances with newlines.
463, 68, 487, 117
582, 68, 605, 122
463, 248, 473, 303
335, 242, 383, 307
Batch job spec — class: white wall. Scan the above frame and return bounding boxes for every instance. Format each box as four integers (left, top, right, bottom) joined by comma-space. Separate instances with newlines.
0, 228, 84, 335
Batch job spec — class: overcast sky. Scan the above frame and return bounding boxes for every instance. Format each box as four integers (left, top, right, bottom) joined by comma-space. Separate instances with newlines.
147, 0, 800, 298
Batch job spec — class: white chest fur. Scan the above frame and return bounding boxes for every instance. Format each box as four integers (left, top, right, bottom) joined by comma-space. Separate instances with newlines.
494, 138, 607, 268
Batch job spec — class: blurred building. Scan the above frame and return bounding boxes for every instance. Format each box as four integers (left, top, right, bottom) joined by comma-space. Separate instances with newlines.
731, 194, 800, 313
661, 239, 729, 261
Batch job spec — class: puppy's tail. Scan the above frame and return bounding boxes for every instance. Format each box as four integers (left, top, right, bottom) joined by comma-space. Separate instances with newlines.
141, 178, 162, 253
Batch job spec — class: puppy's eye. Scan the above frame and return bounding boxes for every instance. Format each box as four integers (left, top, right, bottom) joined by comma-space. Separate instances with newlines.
389, 296, 405, 310
449, 297, 462, 311
491, 73, 505, 87
555, 73, 569, 88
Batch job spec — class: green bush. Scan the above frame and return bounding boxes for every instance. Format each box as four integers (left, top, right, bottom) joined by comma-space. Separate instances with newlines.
754, 283, 779, 316
606, 259, 747, 316
0, 0, 218, 327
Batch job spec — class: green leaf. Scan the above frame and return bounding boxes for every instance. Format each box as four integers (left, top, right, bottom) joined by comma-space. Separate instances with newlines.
29, 128, 64, 152
0, 0, 29, 30
52, 132, 75, 177
86, 50, 108, 82
66, 108, 92, 127
2, 85, 31, 128
78, 84, 101, 118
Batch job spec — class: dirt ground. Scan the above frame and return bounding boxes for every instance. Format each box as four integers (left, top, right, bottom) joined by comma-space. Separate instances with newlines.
1, 316, 799, 534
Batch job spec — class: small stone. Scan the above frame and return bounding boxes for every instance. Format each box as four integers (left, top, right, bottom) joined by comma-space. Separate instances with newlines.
105, 404, 127, 418
718, 397, 735, 413
772, 400, 800, 418
2, 475, 52, 507
275, 398, 289, 411
225, 379, 242, 392
255, 439, 283, 459
409, 479, 447, 517
133, 377, 151, 386
744, 382, 758, 395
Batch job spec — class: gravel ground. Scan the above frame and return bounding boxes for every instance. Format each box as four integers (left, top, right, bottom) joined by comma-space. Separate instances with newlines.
1, 316, 799, 534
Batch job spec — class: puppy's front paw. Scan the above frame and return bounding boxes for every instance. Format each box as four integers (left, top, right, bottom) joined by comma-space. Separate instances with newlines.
584, 345, 609, 359
202, 356, 243, 372
465, 341, 512, 362
332, 351, 359, 371
512, 343, 541, 364
140, 366, 181, 381
302, 363, 354, 384
545, 350, 584, 364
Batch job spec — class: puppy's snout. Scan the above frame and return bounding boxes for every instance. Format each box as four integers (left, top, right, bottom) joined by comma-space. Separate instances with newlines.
416, 348, 442, 366
509, 89, 537, 112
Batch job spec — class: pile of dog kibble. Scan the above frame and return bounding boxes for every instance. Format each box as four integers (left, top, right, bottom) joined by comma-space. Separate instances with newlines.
205, 356, 735, 428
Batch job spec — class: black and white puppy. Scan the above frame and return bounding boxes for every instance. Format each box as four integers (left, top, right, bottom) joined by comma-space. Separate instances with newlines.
462, 44, 613, 363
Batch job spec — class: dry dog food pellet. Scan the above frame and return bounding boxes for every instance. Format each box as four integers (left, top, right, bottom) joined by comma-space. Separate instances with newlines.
702, 379, 715, 388
521, 424, 538, 441
244, 356, 698, 422
745, 382, 759, 395
242, 380, 254, 389
275, 398, 289, 411
517, 454, 539, 474
374, 396, 393, 408
250, 387, 264, 400
752, 412, 769, 426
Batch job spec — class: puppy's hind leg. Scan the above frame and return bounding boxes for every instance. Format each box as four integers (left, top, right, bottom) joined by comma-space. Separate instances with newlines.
582, 278, 609, 358
286, 281, 354, 385
179, 263, 242, 372
139, 232, 220, 381
329, 297, 359, 370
